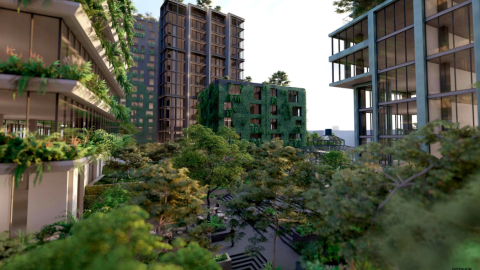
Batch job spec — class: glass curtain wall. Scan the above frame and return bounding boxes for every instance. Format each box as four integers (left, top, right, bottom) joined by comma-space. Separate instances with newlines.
375, 0, 416, 165
358, 86, 374, 145
332, 48, 369, 82
425, 3, 476, 157
159, 1, 187, 142
332, 18, 369, 55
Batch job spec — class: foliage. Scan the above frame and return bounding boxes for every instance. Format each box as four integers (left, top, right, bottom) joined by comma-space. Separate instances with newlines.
129, 161, 205, 235
75, 0, 136, 96
141, 140, 183, 162
0, 52, 130, 122
84, 185, 131, 218
296, 223, 315, 237
301, 120, 480, 267
226, 140, 303, 269
173, 124, 252, 208
306, 132, 319, 146
158, 241, 221, 270
135, 12, 158, 21
206, 216, 226, 230
245, 76, 252, 82
1, 206, 173, 270
213, 253, 228, 262
0, 132, 86, 187
35, 212, 79, 245
198, 81, 307, 147
0, 232, 27, 264
105, 145, 152, 175
268, 71, 290, 86
297, 240, 341, 268
320, 150, 351, 169
333, 0, 386, 18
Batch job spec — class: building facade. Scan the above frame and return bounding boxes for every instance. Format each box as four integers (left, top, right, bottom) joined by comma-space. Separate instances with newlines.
0, 0, 125, 234
198, 79, 307, 147
328, 0, 479, 161
124, 17, 160, 143
158, 0, 245, 142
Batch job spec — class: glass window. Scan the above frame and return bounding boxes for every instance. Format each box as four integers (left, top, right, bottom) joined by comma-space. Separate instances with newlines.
425, 0, 468, 17
428, 48, 475, 94
395, 0, 405, 31
429, 93, 476, 128
405, 0, 414, 26
396, 32, 406, 65
377, 9, 386, 39
378, 40, 386, 70
359, 86, 373, 109
360, 111, 373, 136
386, 36, 396, 68
0, 9, 31, 61
406, 28, 415, 62
385, 4, 395, 36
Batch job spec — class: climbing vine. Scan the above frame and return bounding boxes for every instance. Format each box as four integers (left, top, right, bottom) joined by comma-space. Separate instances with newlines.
198, 80, 307, 147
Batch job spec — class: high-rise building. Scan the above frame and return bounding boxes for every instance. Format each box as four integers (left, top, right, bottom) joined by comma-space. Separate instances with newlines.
328, 0, 479, 163
158, 0, 245, 142
124, 16, 160, 143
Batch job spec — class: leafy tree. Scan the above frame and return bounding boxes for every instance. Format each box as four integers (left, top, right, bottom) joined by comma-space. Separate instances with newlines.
1, 206, 220, 270
196, 0, 212, 9
106, 146, 152, 176
213, 6, 221, 11
1, 206, 170, 270
245, 76, 252, 82
173, 125, 252, 208
302, 120, 480, 267
119, 122, 138, 135
141, 140, 183, 162
333, 0, 386, 18
130, 161, 205, 235
306, 132, 319, 146
320, 150, 351, 169
268, 71, 290, 86
226, 139, 303, 269
222, 75, 230, 80
83, 185, 131, 218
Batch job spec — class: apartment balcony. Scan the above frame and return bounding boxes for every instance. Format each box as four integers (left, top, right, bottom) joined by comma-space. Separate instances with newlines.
0, 0, 124, 96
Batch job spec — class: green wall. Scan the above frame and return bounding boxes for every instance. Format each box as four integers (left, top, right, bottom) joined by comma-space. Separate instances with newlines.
198, 80, 307, 147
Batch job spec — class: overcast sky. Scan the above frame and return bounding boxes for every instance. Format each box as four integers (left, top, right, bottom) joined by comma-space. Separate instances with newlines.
134, 0, 353, 131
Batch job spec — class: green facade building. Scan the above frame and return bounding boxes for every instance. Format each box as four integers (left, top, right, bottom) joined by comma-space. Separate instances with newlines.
198, 79, 307, 147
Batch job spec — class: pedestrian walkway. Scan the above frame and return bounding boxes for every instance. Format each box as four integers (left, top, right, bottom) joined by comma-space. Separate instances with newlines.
215, 196, 301, 270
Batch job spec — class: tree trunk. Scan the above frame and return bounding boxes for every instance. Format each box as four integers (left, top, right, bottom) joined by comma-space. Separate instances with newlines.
207, 189, 211, 209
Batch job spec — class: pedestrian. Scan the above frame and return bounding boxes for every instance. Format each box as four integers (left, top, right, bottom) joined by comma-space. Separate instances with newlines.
229, 227, 236, 247
216, 202, 220, 207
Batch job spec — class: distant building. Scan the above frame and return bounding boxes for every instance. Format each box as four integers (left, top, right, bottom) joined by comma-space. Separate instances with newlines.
123, 17, 160, 143
198, 79, 307, 147
158, 0, 245, 142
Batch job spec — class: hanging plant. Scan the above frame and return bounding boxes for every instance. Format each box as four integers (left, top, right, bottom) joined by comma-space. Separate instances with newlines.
294, 125, 302, 133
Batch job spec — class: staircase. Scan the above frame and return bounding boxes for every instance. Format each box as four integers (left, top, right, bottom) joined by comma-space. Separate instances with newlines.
230, 252, 269, 270
222, 194, 296, 249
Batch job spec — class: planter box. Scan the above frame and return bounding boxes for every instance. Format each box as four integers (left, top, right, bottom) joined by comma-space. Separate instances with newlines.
292, 230, 318, 244
0, 156, 99, 235
217, 253, 232, 270
211, 229, 230, 243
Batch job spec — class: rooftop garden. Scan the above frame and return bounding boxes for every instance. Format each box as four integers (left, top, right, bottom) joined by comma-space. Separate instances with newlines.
334, 0, 386, 18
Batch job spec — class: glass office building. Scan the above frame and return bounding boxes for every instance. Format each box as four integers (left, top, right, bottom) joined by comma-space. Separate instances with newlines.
328, 0, 479, 161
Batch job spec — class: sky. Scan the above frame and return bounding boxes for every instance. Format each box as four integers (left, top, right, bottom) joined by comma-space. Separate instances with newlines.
133, 0, 353, 131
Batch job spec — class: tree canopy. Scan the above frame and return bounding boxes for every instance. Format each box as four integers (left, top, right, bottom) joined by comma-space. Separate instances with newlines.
333, 0, 386, 18
268, 71, 290, 86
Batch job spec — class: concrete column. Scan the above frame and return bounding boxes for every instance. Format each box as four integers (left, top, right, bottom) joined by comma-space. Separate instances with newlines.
27, 171, 69, 233
0, 114, 4, 132
77, 163, 89, 218
414, 0, 429, 130
0, 169, 13, 233
368, 11, 379, 142
67, 168, 78, 218
353, 87, 360, 147
225, 14, 232, 79
472, 0, 480, 121
29, 119, 37, 134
